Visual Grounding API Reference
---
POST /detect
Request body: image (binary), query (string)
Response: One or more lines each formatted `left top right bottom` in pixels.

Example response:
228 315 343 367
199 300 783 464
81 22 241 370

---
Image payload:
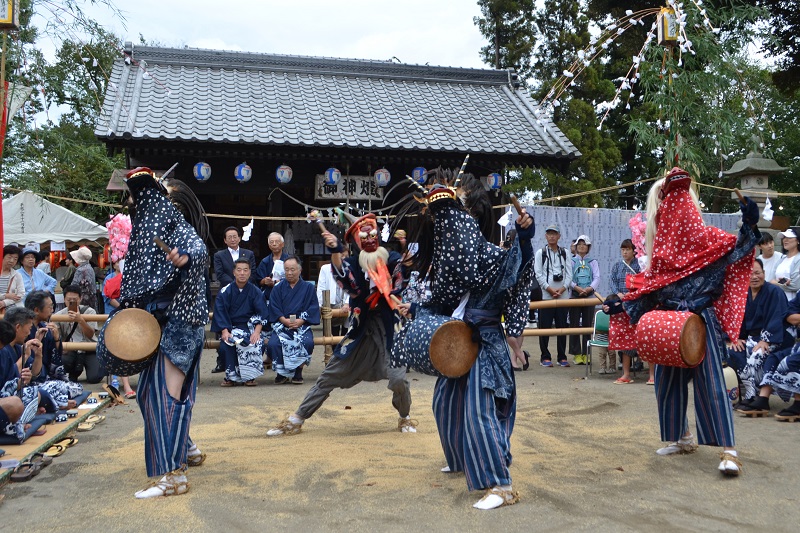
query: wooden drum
635 310 706 368
97 308 162 376
392 312 479 378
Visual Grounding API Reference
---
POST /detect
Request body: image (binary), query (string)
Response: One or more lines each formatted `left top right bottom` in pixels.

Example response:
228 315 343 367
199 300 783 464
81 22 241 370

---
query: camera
552 273 563 282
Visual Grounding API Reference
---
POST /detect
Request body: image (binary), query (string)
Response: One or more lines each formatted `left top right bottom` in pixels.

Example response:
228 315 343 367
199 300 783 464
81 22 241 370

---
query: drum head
104 308 161 363
429 321 479 378
679 313 706 367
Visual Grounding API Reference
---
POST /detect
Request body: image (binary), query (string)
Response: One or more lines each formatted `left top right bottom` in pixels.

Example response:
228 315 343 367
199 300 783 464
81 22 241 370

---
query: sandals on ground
134 470 190 499
473 486 520 510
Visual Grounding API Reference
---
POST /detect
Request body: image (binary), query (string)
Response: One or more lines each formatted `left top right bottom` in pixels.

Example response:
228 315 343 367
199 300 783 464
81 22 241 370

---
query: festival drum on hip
635 310 706 368
392 311 479 378
97 308 162 376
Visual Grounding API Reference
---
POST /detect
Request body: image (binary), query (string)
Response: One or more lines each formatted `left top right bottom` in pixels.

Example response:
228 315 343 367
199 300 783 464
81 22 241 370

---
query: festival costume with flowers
97 168 209 478
394 186 535 495
609 169 759 449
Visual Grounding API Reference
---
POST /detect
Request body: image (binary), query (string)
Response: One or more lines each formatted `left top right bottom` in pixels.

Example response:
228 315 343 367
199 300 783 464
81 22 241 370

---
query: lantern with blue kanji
374 168 391 187
412 166 427 184
193 162 211 182
488 172 502 189
235 162 252 184
324 167 342 186
276 164 293 184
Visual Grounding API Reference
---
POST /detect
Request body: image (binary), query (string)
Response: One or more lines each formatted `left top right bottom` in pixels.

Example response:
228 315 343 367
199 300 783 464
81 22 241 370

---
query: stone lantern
723 135 787 229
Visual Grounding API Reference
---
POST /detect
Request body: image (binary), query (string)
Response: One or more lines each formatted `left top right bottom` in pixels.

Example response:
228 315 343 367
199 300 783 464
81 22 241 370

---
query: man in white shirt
316 248 350 335
759 233 784 283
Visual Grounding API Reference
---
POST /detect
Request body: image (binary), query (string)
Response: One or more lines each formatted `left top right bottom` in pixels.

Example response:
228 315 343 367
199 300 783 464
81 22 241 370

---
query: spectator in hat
772 227 799 301
568 235 600 365
70 246 97 310
533 223 572 367
18 248 57 296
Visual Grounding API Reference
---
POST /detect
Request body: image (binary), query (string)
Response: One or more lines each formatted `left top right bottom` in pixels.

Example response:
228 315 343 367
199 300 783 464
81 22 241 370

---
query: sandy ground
2 339 800 533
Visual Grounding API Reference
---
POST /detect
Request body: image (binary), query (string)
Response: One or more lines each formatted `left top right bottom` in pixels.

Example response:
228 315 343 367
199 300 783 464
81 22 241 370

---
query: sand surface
2 342 799 532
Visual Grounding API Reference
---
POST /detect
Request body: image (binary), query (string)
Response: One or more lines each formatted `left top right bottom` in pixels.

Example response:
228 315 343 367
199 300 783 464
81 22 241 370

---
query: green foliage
627 1 770 210
523 0 621 208
1 0 124 223
474 0 536 79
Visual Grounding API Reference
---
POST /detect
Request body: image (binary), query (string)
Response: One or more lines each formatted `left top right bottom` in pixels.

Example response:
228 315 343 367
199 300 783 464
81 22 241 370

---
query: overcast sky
79 0 489 69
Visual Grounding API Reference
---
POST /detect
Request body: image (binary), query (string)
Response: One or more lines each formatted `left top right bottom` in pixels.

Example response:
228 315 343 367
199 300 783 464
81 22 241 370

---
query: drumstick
733 188 745 203
508 195 524 215
153 237 171 253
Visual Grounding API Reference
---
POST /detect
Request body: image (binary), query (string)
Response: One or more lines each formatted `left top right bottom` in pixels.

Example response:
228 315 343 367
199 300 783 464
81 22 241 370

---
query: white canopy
2 190 108 245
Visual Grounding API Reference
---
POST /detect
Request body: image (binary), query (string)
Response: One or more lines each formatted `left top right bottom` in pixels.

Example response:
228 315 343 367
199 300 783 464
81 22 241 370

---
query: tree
756 0 800 92
505 0 621 208
473 0 536 79
1 0 125 222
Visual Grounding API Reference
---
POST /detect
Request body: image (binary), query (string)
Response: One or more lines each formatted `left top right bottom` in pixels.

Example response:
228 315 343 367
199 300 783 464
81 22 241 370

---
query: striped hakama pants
654 308 735 447
433 354 516 491
138 342 202 478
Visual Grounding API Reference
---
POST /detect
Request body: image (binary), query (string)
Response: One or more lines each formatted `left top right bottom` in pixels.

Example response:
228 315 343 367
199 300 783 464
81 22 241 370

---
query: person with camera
55 284 100 383
533 224 572 367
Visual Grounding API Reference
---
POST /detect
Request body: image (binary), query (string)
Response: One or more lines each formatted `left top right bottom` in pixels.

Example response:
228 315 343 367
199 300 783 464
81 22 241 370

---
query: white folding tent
2 190 108 245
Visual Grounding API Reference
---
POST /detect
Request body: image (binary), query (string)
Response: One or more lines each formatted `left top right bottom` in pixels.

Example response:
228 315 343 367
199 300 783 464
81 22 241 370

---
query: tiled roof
95 45 580 164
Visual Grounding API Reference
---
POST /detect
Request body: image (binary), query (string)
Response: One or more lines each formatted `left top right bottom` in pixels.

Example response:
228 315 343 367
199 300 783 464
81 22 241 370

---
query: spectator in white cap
18 248 57 296
533 223 572 367
569 235 600 365
772 227 799 300
70 246 97 310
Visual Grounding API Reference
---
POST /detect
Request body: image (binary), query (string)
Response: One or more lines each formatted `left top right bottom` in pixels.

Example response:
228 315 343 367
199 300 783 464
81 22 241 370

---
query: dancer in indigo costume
398 180 535 510
98 167 210 498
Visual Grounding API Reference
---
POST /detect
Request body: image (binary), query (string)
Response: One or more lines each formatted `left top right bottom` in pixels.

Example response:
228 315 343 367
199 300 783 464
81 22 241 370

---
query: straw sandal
398 417 418 433
473 486 520 510
135 470 189 499
266 417 303 437
30 452 53 468
187 452 207 467
719 451 742 476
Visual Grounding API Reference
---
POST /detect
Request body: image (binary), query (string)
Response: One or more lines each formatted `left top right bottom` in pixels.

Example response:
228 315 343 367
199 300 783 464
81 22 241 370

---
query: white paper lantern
193 162 211 182
276 164 293 184
374 168 391 187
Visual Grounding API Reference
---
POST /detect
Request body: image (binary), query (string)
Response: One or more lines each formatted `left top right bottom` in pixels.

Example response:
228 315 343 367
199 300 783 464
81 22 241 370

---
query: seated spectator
727 259 792 402
70 246 97 310
0 320 24 436
18 248 56 296
316 248 350 336
267 256 320 384
759 233 784 283
211 259 269 387
1 308 48 441
24 290 84 408
0 245 26 314
735 293 800 418
55 285 101 383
